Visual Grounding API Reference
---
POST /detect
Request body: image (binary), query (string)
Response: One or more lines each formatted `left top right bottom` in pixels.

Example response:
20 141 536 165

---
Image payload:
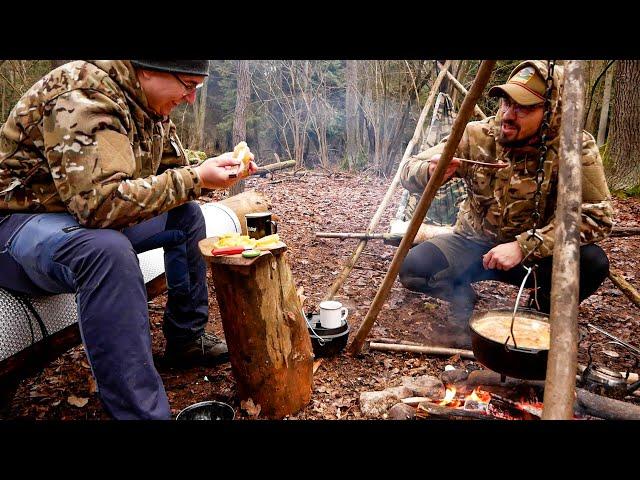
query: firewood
369 341 475 360
416 401 498 420
608 268 640 309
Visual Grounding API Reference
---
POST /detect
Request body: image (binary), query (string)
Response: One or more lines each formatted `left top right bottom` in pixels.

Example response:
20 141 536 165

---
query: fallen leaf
313 359 323 374
88 376 98 394
241 398 261 417
67 395 89 408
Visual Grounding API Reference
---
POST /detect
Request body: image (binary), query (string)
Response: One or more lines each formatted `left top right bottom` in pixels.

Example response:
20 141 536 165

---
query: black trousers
399 233 610 320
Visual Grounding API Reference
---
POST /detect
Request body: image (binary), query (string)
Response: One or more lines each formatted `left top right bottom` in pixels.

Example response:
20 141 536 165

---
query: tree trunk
201 243 313 419
597 64 614 147
605 60 640 191
584 60 605 135
229 60 251 196
542 60 584 420
345 60 360 169
193 75 209 150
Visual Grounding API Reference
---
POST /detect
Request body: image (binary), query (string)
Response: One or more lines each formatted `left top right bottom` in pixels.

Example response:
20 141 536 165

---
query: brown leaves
240 398 261 417
67 395 89 408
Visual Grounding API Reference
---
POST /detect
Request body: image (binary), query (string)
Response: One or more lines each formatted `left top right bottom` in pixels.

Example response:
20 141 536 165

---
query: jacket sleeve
43 89 202 229
158 119 190 173
400 127 471 193
516 131 614 258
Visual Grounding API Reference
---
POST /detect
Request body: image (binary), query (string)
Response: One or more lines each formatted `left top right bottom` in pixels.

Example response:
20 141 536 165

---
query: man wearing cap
0 60 256 419
399 61 613 348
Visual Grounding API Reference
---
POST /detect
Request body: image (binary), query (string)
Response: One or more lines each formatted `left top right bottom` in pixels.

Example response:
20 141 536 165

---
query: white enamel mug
319 300 348 329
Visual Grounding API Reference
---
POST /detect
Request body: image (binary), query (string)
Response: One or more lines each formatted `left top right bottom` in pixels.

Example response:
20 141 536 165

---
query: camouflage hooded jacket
401 60 614 259
0 60 202 229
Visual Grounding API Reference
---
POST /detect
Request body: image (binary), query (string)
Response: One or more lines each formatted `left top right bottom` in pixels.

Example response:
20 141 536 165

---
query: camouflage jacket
0 60 202 229
404 177 467 226
401 61 613 259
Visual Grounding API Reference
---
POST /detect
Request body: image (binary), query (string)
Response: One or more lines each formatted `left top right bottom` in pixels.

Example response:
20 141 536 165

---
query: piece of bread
233 141 252 176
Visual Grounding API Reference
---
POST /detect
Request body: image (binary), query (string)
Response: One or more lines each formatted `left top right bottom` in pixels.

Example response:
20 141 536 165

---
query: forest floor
4 170 640 420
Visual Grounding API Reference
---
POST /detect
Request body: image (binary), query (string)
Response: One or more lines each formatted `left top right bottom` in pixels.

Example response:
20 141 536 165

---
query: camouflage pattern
401 92 466 227
401 60 613 259
404 177 467 226
0 60 202 229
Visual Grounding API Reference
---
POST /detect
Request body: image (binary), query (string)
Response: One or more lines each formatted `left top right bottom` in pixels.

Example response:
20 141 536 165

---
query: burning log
416 401 499 420
465 369 640 420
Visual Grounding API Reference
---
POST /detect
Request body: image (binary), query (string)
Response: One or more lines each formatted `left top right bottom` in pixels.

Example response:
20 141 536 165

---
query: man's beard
497 122 539 148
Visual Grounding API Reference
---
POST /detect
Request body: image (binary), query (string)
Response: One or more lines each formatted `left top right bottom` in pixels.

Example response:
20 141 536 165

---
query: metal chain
510 61 556 342
525 60 556 259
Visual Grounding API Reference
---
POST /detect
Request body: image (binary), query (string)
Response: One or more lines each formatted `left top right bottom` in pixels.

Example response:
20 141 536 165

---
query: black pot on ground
175 400 235 420
306 312 350 358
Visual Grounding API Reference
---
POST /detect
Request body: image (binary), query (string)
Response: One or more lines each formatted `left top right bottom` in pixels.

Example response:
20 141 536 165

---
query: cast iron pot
306 312 350 358
470 308 550 380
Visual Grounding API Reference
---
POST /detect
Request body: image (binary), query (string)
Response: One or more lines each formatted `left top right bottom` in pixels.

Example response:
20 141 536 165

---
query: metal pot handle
505 264 536 351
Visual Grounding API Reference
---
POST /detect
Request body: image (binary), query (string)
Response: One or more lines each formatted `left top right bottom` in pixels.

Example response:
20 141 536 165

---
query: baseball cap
488 65 546 106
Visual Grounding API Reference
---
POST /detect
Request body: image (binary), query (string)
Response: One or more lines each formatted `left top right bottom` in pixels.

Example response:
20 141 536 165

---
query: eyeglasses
499 97 542 118
172 73 204 95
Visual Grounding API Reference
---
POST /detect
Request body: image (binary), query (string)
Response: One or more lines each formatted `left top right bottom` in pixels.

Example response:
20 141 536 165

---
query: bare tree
357 60 428 176
252 60 310 166
230 60 251 196
605 60 640 191
193 75 209 150
345 60 360 169
597 64 614 147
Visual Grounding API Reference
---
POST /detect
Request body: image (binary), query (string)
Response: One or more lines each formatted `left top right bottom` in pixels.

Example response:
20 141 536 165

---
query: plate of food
198 233 287 263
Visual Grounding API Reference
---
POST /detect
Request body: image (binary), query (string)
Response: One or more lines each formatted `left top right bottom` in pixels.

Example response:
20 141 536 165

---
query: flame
468 388 491 404
438 386 492 410
439 386 458 406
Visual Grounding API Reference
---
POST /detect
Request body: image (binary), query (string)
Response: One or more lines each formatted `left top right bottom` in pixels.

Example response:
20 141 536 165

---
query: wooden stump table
199 238 313 419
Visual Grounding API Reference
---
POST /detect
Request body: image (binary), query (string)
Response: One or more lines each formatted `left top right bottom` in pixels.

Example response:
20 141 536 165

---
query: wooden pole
369 341 475 359
608 269 640 309
349 60 497 355
542 60 585 420
254 160 296 176
437 61 487 119
322 61 454 301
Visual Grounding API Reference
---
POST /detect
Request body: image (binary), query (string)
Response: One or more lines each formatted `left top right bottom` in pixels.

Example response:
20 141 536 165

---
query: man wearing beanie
0 60 256 419
399 61 613 349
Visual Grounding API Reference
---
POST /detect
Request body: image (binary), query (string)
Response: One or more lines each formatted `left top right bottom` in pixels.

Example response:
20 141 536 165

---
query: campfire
428 383 545 420
405 367 637 420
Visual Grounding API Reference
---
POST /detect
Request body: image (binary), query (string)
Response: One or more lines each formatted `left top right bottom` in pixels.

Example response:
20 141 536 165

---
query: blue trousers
0 202 208 419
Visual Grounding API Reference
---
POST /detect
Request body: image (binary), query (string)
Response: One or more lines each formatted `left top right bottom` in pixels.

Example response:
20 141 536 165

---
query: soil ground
3 171 640 420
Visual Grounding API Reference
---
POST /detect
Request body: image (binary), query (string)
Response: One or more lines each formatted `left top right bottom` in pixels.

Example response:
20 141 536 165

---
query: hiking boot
163 332 229 367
